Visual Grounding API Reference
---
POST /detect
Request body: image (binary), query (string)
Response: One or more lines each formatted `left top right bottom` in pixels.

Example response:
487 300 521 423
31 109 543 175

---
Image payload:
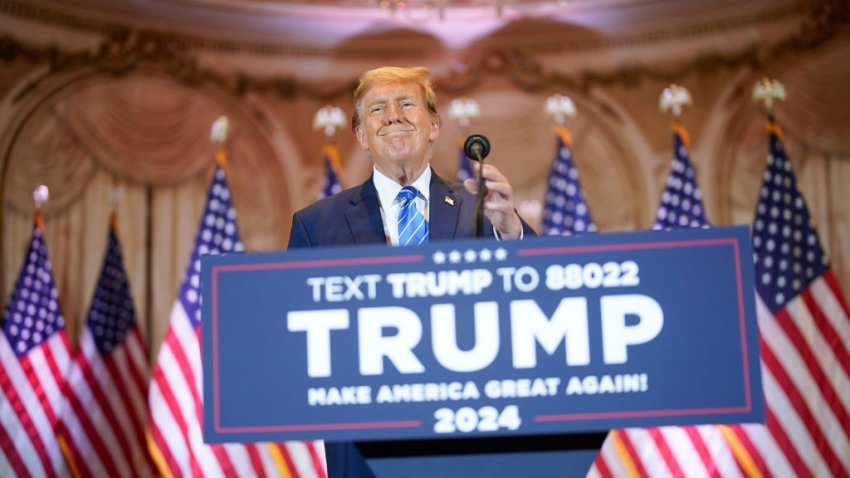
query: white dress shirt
373 166 431 246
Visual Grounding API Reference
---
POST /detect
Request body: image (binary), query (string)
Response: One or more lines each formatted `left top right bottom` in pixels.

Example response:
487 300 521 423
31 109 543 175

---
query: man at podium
287 66 536 476
288 66 535 249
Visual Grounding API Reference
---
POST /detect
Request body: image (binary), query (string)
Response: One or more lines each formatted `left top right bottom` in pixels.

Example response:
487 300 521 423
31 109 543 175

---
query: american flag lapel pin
444 195 454 206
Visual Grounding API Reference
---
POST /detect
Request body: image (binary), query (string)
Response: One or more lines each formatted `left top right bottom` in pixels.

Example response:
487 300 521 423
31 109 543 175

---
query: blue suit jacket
288 169 535 249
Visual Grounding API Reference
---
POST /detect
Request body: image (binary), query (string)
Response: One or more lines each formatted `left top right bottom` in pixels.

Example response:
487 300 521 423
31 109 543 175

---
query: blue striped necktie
397 186 428 246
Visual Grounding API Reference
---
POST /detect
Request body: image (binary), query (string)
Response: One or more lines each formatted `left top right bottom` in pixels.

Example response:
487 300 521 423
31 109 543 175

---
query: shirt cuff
493 226 524 241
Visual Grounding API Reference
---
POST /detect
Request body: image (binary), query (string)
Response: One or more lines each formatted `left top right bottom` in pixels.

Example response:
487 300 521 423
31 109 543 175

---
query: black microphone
463 134 491 237
463 134 490 161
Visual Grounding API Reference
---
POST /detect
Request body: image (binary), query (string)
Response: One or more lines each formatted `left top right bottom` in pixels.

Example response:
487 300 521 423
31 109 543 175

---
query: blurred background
1 0 848 358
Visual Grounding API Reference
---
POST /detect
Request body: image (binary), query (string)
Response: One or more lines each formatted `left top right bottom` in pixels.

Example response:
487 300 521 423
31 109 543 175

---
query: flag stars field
752 134 828 310
542 127 596 235
4 229 63 354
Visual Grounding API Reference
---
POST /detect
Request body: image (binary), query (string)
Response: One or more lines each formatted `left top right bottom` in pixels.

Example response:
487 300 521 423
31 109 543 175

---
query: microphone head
463 134 491 161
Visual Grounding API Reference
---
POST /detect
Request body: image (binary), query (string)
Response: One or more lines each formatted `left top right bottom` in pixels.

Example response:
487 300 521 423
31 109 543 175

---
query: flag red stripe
76 353 135 469
20 356 58 425
125 331 150 405
102 350 147 450
647 428 684 477
159 330 239 477
106 340 147 428
306 441 327 478
617 431 649 477
801 287 850 387
788 295 850 440
823 271 850 317
183 327 240 476
63 371 123 477
771 308 850 475
0 415 33 478
165 329 203 416
210 443 238 477
42 335 70 420
683 427 716 476
245 445 268 478
152 360 205 477
0 363 55 477
762 340 842 477
765 405 811 478
593 452 614 478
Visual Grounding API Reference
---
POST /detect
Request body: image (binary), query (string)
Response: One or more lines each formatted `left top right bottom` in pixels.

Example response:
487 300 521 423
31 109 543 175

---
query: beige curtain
2 73 293 359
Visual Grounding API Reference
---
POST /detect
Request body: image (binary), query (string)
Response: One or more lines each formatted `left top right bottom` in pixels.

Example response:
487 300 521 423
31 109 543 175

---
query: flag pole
659 83 693 146
210 115 230 170
33 184 49 231
753 78 787 142
449 97 480 183
313 106 345 198
109 187 123 230
546 93 576 150
752 78 786 123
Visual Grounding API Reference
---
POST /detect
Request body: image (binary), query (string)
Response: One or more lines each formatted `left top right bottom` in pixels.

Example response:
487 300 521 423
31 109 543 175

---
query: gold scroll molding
1 0 848 100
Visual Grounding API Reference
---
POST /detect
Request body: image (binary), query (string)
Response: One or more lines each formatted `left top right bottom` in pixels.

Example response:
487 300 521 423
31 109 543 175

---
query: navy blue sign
202 226 763 444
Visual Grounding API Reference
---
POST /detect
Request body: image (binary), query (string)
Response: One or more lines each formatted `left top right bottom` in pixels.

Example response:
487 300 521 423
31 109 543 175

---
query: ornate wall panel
2 0 849 355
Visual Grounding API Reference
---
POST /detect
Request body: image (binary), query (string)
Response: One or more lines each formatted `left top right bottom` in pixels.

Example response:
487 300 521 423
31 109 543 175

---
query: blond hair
352 66 439 131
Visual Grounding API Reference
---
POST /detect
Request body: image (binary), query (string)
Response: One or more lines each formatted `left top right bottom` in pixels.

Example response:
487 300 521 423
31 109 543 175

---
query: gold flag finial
659 84 692 119
449 97 481 131
32 184 49 230
210 116 229 168
752 78 786 117
313 106 346 139
33 184 49 210
109 187 124 207
546 94 576 126
210 116 229 145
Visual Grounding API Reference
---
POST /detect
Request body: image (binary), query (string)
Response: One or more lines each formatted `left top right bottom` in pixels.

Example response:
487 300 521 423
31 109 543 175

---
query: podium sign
202 226 763 444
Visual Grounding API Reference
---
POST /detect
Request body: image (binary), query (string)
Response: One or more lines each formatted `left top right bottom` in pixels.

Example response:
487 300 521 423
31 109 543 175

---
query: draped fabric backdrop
1 1 849 362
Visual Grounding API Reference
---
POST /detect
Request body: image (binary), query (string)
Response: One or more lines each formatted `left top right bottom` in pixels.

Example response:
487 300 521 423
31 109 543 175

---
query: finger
479 163 508 183
482 180 512 197
483 195 515 213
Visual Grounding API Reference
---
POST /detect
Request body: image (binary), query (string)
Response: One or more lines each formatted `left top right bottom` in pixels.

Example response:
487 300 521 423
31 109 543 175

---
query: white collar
373 166 431 207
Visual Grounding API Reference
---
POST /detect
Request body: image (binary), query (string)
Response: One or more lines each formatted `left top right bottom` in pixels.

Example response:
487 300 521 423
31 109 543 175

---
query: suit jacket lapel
345 177 387 245
429 172 462 241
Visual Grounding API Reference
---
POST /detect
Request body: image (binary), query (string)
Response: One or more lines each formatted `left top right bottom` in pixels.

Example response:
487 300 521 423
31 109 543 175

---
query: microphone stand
473 148 485 238
463 134 491 239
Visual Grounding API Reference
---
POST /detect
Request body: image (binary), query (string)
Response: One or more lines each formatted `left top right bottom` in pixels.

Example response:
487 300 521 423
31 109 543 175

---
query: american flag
541 126 596 235
148 164 327 477
588 125 744 477
729 122 850 476
0 214 72 476
57 217 154 477
319 144 343 199
457 139 474 183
